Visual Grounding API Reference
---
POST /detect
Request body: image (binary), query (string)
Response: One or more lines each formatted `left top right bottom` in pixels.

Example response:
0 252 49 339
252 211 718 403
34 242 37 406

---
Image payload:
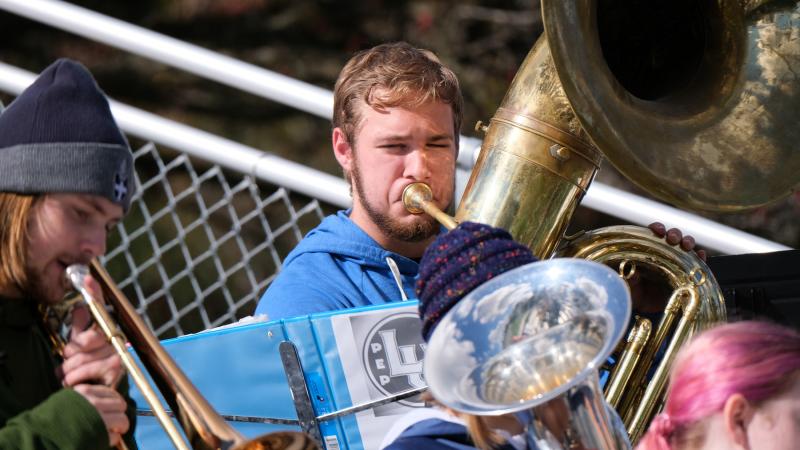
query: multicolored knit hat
416 221 537 340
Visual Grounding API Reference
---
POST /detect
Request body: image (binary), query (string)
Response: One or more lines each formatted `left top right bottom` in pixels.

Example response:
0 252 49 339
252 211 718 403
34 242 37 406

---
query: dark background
2 0 798 250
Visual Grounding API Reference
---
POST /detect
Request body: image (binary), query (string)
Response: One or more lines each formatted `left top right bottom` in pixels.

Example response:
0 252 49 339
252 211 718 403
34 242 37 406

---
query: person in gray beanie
0 58 137 449
0 59 135 211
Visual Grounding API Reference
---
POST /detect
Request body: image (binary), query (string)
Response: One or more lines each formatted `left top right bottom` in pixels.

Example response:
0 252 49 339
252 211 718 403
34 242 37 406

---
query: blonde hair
0 192 36 294
333 41 463 153
421 391 507 450
464 414 508 450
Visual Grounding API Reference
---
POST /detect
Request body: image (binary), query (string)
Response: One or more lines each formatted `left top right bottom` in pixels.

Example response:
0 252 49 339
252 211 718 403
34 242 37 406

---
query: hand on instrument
61 276 124 388
73 383 130 447
647 222 706 261
627 223 706 313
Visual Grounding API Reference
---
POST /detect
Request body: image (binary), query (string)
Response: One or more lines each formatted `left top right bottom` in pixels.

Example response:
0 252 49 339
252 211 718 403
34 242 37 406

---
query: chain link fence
101 142 328 339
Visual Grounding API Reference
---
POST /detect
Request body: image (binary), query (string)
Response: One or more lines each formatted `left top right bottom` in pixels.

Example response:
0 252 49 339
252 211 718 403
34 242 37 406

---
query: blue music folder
130 301 426 450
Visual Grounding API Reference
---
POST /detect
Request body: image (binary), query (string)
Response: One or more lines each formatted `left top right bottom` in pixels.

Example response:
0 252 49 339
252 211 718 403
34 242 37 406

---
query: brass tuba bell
405 0 800 444
452 0 800 441
542 0 800 213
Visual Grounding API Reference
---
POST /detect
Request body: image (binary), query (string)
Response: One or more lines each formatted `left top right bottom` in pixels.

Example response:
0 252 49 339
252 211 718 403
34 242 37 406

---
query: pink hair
636 321 800 450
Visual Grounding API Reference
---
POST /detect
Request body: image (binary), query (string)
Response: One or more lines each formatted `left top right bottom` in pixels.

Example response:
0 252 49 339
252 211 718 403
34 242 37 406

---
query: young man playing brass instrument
0 59 137 449
255 41 703 320
256 42 462 319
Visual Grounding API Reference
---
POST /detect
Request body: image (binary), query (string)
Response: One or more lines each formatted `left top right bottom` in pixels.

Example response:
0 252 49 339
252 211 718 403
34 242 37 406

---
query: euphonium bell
424 258 632 450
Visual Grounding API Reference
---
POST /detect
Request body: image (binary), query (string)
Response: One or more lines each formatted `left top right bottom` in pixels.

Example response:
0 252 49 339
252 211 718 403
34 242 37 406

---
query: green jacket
0 296 137 449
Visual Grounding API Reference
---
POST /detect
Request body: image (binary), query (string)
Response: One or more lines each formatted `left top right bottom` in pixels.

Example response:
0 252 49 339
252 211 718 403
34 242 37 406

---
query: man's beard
351 162 441 243
23 262 71 305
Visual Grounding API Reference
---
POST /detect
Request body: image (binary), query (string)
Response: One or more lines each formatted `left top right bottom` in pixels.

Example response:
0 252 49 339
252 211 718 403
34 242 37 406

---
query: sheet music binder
130 301 426 450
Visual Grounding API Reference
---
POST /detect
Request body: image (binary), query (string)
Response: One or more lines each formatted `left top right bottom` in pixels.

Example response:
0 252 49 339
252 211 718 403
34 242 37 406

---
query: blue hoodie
383 418 517 450
255 210 420 319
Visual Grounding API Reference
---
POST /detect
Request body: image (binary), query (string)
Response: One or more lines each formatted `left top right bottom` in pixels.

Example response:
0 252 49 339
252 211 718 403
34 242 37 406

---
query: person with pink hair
636 321 800 450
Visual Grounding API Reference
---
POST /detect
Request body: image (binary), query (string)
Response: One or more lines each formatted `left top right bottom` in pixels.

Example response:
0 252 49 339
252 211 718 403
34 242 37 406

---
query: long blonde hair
0 192 36 295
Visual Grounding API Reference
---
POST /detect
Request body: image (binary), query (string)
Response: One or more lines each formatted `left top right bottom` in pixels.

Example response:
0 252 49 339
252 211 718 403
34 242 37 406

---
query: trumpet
66 260 318 450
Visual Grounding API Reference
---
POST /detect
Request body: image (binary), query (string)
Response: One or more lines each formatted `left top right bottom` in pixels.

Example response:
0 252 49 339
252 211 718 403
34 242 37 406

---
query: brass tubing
454 40 600 259
88 260 240 449
67 265 189 450
604 317 651 409
402 182 458 230
627 289 701 442
88 299 187 449
558 227 725 446
618 288 684 426
68 260 318 450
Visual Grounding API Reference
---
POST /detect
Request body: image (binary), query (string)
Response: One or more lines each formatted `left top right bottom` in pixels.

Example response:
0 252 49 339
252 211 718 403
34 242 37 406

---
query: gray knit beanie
0 58 135 212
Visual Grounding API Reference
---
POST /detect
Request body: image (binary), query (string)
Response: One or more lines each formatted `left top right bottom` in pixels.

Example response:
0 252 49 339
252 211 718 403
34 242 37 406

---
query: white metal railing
0 0 792 255
581 183 787 254
0 61 350 208
0 0 332 118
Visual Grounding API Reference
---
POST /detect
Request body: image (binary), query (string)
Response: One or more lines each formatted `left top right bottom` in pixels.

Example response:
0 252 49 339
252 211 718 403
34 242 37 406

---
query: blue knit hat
0 58 135 212
416 222 537 340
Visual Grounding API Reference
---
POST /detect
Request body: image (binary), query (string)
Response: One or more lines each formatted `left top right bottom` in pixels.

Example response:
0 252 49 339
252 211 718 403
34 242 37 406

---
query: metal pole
0 0 333 118
0 61 351 208
582 183 789 254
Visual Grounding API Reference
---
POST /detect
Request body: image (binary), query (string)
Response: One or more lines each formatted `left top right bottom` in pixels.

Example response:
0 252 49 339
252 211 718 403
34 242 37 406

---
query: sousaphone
422 0 800 444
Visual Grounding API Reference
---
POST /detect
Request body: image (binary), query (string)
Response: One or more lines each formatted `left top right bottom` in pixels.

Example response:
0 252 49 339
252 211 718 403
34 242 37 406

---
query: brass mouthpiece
402 182 458 230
